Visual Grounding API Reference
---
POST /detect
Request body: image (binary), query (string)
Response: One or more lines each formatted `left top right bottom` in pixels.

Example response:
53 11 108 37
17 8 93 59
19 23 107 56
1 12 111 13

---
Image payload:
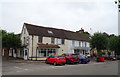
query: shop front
32 44 60 60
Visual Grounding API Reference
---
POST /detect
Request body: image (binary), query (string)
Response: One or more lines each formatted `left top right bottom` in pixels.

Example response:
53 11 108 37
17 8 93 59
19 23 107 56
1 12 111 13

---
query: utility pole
115 0 120 36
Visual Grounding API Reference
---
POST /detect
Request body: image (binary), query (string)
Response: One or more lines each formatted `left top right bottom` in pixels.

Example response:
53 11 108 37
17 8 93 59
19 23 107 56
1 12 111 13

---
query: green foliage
2 30 21 49
90 33 108 51
90 32 120 55
108 36 120 55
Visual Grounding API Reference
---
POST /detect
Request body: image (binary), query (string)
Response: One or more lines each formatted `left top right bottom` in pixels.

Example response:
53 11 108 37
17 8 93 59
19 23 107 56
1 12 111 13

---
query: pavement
2 57 119 75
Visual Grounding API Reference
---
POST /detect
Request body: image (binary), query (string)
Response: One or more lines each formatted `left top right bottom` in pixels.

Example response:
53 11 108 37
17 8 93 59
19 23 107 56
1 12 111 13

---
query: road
2 60 118 75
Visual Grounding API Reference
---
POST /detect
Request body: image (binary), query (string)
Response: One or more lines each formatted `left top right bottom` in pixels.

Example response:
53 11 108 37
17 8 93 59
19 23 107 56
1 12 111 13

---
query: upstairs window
72 40 75 46
38 36 42 43
118 5 120 8
56 38 65 45
61 39 65 44
24 37 25 45
51 37 55 44
79 41 81 47
24 28 26 34
85 42 87 47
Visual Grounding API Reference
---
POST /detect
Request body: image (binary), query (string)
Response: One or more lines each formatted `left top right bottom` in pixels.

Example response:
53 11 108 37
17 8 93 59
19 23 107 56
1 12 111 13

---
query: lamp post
114 0 120 36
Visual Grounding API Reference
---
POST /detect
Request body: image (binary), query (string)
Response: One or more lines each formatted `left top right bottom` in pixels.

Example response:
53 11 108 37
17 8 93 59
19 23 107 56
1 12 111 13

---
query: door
24 49 28 60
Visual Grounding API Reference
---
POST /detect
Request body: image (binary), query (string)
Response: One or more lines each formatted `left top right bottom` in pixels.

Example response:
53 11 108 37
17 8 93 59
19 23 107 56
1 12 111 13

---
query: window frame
38 36 43 43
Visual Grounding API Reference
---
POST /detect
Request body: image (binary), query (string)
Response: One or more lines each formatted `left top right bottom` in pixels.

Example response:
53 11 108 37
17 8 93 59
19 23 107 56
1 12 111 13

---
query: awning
37 43 60 48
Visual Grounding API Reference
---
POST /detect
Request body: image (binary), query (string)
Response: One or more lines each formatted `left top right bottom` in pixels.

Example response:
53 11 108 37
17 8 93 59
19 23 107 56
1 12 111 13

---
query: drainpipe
36 47 38 61
31 35 33 60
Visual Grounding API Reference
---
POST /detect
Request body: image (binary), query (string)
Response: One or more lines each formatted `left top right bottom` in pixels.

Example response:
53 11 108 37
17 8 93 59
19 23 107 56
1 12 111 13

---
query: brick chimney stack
79 28 84 33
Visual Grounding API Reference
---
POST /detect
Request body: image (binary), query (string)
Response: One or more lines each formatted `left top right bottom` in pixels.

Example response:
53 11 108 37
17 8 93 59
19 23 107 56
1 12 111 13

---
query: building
20 23 90 60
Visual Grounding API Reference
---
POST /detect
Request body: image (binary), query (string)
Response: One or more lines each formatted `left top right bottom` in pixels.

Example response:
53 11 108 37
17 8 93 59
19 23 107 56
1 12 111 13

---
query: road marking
14 66 22 69
94 62 104 64
16 71 21 72
24 69 29 71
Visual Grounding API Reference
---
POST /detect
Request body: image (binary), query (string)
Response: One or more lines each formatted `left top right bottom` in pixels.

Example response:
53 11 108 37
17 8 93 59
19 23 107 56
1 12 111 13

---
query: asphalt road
2 60 118 75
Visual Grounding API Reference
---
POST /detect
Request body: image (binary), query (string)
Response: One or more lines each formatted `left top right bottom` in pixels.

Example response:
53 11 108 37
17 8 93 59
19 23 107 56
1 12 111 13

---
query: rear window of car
58 56 64 58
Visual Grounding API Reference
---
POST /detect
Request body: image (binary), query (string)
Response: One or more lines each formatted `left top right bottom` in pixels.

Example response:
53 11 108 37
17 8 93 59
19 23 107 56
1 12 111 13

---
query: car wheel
53 62 57 66
66 59 70 64
45 60 48 64
78 61 81 64
61 63 65 66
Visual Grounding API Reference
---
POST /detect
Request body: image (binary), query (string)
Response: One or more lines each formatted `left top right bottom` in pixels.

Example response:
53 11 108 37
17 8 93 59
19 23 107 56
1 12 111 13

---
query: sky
1 0 118 35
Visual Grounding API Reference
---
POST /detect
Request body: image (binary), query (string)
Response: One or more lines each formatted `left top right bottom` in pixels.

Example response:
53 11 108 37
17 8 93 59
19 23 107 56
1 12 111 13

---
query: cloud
1 0 118 35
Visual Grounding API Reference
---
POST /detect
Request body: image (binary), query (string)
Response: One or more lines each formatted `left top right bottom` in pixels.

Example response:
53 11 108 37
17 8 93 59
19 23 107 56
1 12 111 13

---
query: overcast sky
1 0 118 35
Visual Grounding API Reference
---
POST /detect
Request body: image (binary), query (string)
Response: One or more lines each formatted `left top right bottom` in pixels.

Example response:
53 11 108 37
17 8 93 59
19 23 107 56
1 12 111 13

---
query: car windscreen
71 54 78 57
58 56 64 58
78 55 85 58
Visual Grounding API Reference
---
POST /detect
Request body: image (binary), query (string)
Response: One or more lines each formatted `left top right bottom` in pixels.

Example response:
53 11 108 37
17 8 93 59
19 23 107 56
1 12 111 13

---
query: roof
37 44 60 48
24 23 90 41
16 34 21 38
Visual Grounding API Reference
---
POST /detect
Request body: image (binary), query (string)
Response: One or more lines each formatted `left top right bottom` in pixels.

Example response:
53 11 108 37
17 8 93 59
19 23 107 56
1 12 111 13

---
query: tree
108 36 120 55
90 33 108 56
2 30 21 58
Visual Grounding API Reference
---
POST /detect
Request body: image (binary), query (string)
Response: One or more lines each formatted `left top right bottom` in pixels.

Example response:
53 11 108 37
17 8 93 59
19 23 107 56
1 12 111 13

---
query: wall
42 37 51 44
58 39 68 55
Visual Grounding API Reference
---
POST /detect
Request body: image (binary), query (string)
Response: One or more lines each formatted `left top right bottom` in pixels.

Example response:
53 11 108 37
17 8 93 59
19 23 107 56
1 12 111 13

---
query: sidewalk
2 57 45 63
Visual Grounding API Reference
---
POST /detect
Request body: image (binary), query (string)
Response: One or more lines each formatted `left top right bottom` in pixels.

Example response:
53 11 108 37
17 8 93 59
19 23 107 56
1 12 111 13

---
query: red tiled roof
37 44 60 48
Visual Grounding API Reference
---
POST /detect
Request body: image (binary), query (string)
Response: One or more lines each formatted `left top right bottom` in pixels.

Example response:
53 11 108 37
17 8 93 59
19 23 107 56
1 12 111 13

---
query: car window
48 56 56 58
71 54 78 57
58 56 64 58
78 55 85 58
62 54 69 56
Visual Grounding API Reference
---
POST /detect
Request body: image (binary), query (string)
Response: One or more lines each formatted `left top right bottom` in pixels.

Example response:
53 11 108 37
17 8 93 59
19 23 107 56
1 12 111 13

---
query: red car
62 53 79 64
45 55 66 66
103 55 116 61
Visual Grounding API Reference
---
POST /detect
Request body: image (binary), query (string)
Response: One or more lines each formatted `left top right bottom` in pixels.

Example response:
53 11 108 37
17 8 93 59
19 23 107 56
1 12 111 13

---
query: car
77 55 90 64
45 55 66 66
103 55 116 61
116 55 120 60
62 53 79 64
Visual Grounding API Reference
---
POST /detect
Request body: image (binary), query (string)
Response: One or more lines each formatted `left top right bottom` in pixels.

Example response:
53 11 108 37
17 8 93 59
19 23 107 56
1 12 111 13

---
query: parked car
116 55 120 60
103 55 116 61
62 53 79 64
45 55 66 66
77 55 90 64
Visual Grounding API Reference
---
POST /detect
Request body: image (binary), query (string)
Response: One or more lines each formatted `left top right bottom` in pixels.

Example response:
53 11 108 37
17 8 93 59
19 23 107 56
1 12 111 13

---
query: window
38 49 56 57
24 28 26 34
72 40 75 46
24 37 25 45
79 41 81 47
118 5 120 8
61 39 65 44
51 37 55 44
38 36 42 43
48 30 53 34
85 42 86 47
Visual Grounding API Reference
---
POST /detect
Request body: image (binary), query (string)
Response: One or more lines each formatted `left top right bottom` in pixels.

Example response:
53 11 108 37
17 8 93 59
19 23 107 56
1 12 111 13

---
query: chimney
79 28 84 33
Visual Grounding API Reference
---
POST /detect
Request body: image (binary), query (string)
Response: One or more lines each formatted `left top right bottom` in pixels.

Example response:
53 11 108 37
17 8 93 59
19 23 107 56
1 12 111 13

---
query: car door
47 56 52 63
50 56 56 63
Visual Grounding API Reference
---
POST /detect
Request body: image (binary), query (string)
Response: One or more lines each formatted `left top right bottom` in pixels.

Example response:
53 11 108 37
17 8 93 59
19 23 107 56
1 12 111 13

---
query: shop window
38 49 56 57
